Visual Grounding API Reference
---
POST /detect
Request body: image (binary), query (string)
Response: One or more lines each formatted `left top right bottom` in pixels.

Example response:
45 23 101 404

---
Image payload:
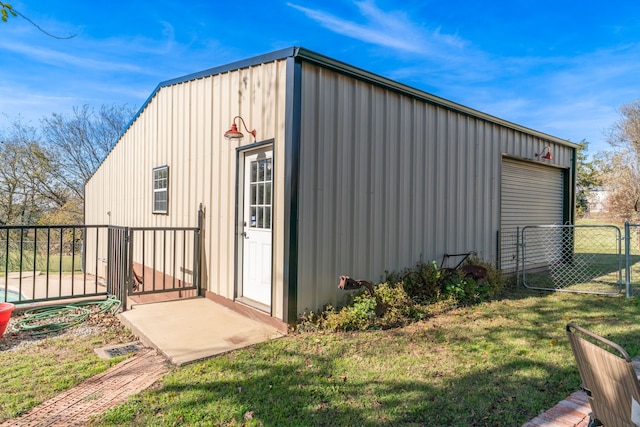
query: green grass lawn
0 253 83 274
83 288 640 427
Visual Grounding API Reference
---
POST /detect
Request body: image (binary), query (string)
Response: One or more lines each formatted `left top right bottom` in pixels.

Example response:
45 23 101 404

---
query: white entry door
241 149 273 307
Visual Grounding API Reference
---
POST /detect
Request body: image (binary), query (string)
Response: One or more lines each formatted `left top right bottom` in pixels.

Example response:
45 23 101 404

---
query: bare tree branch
0 2 76 39
0 104 134 224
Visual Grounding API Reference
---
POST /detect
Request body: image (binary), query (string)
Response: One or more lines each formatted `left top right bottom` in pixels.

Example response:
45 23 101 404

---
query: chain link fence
521 225 623 295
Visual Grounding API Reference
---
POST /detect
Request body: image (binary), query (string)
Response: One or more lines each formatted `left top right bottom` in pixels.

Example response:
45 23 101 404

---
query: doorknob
240 231 249 239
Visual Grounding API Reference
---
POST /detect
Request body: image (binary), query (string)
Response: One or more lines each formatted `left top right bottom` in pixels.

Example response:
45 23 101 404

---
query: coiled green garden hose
13 295 121 335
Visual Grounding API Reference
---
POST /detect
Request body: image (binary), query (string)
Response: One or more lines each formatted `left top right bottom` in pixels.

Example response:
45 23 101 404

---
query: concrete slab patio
118 297 284 365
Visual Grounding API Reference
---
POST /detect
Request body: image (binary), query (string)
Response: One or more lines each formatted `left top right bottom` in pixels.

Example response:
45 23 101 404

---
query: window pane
257 207 264 228
154 190 167 213
257 183 264 205
259 160 266 182
250 207 257 227
251 161 257 183
264 207 271 229
265 159 272 181
265 183 271 206
250 184 257 205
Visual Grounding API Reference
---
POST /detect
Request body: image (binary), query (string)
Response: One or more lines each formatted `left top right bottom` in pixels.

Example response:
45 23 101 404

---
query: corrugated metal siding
85 59 288 319
295 62 574 313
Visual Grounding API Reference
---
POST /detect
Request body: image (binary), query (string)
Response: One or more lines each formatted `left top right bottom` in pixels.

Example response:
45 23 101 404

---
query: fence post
194 204 203 296
625 221 631 298
107 227 113 296
495 229 500 271
125 228 133 309
516 226 521 287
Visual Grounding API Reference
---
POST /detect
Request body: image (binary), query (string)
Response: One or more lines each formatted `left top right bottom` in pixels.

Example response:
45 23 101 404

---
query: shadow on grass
104 349 575 426
96 287 640 426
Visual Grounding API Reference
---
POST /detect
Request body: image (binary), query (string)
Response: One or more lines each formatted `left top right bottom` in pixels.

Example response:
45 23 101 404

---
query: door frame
235 140 275 313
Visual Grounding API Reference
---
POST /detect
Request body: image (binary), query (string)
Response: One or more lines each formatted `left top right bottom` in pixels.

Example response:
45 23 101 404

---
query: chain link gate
521 225 623 295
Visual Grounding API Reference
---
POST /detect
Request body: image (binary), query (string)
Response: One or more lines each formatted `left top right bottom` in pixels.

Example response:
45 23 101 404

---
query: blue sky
1 1 639 155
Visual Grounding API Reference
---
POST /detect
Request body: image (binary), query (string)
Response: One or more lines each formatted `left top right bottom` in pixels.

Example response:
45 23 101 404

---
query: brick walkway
524 358 640 426
522 390 591 427
1 349 169 427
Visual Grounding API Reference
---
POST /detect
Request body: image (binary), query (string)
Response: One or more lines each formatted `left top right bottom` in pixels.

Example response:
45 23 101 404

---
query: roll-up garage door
501 158 564 229
500 158 565 270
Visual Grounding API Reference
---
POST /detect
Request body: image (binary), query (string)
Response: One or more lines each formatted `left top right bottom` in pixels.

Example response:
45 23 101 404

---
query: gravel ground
0 306 135 352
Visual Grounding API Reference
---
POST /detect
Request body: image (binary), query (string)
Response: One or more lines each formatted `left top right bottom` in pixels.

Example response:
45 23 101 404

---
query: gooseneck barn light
535 146 554 161
224 116 256 142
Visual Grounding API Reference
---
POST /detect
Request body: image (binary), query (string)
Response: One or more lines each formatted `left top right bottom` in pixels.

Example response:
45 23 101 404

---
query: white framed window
153 165 169 214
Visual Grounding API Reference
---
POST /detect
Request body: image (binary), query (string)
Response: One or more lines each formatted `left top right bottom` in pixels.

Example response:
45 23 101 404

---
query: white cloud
0 41 144 72
287 0 466 56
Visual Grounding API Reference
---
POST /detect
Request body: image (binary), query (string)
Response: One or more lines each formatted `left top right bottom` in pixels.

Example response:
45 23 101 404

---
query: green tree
0 125 53 225
575 140 603 217
0 104 135 225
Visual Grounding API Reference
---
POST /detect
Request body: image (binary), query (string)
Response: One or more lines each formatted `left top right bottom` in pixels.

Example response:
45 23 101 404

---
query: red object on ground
0 302 15 339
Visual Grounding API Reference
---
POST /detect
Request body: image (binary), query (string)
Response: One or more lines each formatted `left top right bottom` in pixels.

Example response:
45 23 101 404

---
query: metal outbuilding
85 47 578 328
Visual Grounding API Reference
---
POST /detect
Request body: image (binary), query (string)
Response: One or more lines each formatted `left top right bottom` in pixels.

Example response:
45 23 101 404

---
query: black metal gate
106 207 203 310
2 207 202 309
125 227 201 294
107 226 129 305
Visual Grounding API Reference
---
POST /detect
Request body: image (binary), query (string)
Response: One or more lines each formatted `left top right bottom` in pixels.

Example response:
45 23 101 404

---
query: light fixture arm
232 115 256 141
534 145 553 161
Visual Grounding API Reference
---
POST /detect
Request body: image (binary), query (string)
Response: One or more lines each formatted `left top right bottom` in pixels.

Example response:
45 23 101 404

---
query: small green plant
384 260 443 304
464 255 506 296
440 272 480 305
298 257 504 332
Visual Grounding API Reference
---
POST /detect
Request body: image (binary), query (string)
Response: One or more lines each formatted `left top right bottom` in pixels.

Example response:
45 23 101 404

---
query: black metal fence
0 225 109 304
1 209 202 309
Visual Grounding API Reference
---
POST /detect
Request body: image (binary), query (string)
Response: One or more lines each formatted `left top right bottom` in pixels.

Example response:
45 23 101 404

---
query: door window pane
247 157 272 229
